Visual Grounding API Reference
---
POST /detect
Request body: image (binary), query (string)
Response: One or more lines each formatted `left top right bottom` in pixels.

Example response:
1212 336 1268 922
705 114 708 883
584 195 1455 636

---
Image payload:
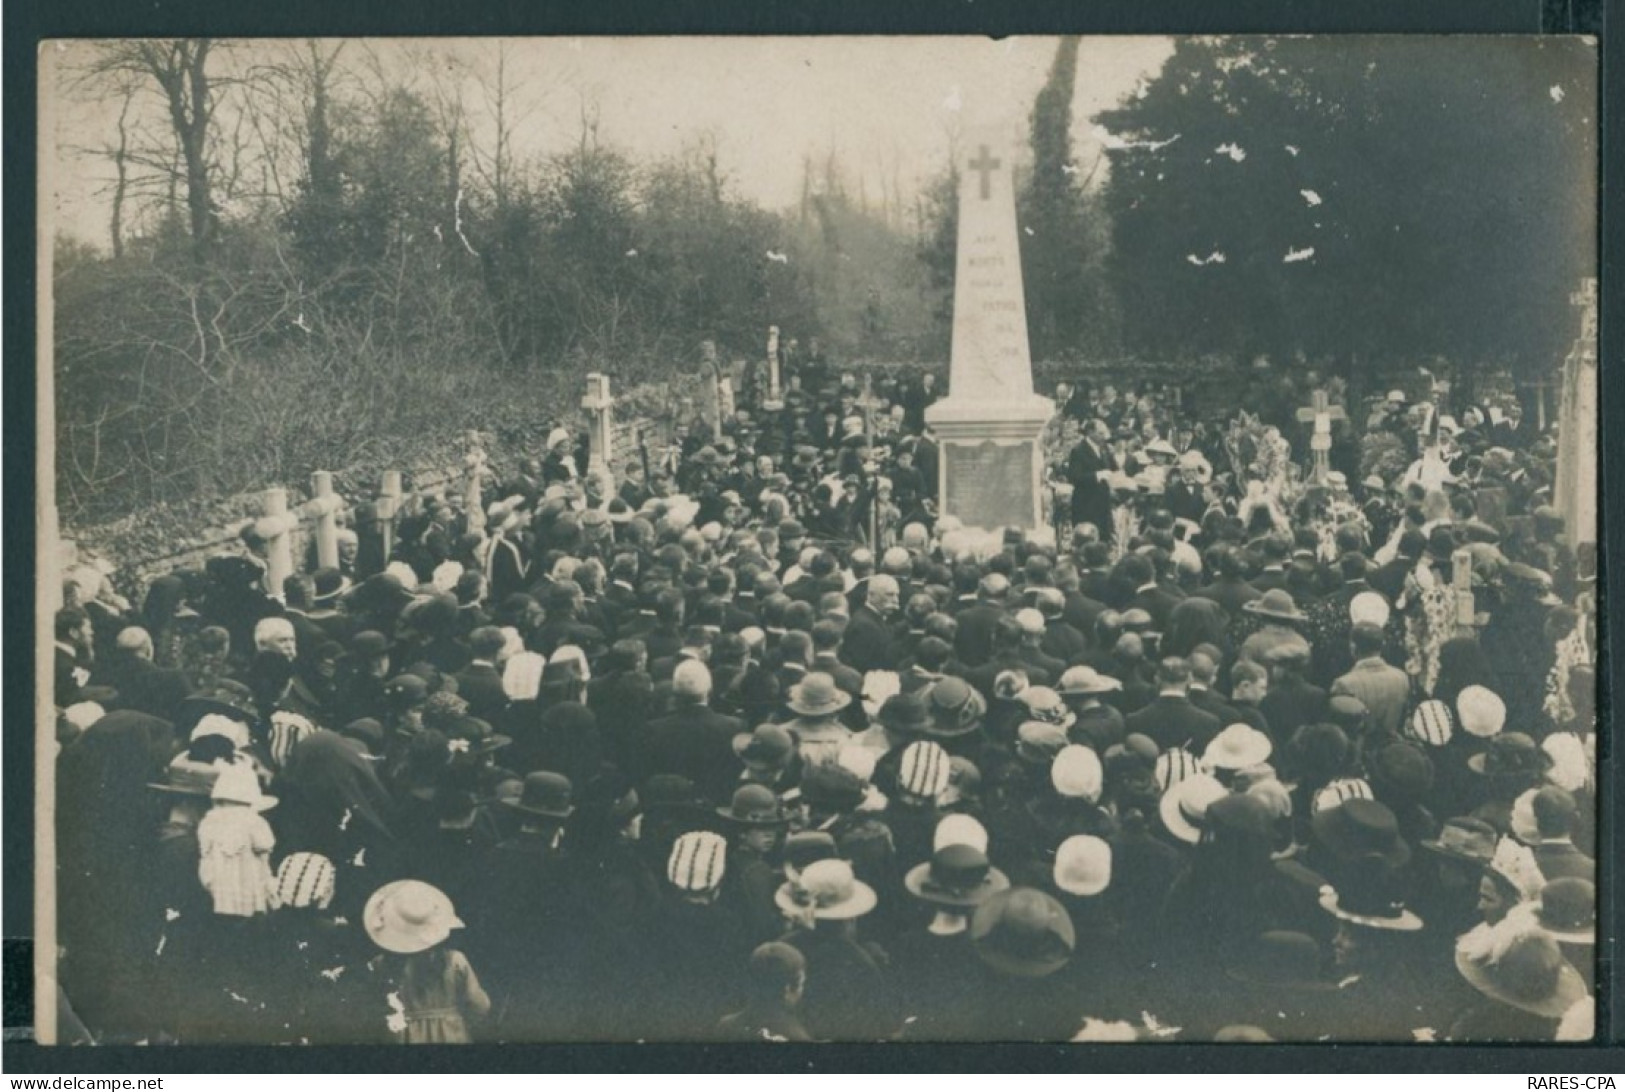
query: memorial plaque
943 440 1035 531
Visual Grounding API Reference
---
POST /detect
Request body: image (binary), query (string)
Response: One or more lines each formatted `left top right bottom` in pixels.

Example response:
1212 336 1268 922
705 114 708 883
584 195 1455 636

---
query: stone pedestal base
926 394 1054 534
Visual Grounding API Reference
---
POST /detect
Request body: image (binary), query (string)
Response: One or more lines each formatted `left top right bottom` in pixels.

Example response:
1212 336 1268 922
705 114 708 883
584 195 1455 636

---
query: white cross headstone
305 470 344 570
765 325 783 407
255 487 300 600
582 372 615 483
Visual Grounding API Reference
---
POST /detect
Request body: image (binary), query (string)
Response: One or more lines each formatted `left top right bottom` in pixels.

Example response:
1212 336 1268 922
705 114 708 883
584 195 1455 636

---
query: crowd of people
50 358 1597 1045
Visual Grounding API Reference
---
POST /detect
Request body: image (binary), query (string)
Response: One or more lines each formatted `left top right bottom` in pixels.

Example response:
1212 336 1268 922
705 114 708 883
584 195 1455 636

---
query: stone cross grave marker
1295 389 1346 482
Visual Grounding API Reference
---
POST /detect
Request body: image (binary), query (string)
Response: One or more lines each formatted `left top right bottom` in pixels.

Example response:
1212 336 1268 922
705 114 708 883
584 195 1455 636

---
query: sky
43 36 1174 248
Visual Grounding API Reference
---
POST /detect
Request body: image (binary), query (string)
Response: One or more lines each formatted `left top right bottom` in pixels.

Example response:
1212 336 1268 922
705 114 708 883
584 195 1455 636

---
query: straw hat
1058 665 1123 698
970 887 1075 978
787 672 852 718
1051 745 1104 802
774 859 877 921
1203 724 1273 771
1244 589 1305 623
1533 878 1595 945
891 740 948 800
1052 835 1112 897
1456 686 1507 740
904 844 1010 909
209 761 276 811
274 852 337 911
1455 931 1587 1018
1159 773 1227 844
934 813 989 854
364 880 465 954
668 830 728 893
1154 747 1206 793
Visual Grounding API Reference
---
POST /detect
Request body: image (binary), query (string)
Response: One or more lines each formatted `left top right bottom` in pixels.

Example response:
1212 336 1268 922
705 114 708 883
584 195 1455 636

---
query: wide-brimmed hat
905 844 1010 908
507 770 575 819
787 672 852 717
1311 798 1410 868
445 716 512 758
1455 932 1588 1018
1059 665 1123 698
210 761 277 811
1534 878 1595 945
1016 721 1070 767
364 879 464 954
732 723 795 765
1243 589 1305 623
971 887 1076 978
798 763 867 813
1225 931 1339 992
147 753 225 797
717 783 787 827
1159 773 1228 845
775 858 877 921
311 567 352 604
876 692 932 736
177 680 259 729
1468 732 1551 778
1420 816 1499 866
1318 859 1423 932
1368 742 1435 803
1019 686 1076 729
1204 724 1273 771
926 677 987 738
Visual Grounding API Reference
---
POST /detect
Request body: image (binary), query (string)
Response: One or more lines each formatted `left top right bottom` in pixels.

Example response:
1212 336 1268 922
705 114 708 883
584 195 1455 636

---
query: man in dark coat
1197 547 1263 617
842 575 901 674
94 626 190 722
1066 419 1118 544
1123 656 1222 754
642 661 745 803
454 626 511 721
1123 554 1181 635
953 573 1010 669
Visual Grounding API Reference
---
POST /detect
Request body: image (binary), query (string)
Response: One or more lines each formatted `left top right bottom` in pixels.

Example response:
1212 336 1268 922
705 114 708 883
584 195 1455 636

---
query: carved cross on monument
855 374 885 544
968 144 1001 200
765 326 783 408
1451 548 1484 635
464 430 489 535
1527 378 1554 431
1295 388 1346 482
582 372 615 483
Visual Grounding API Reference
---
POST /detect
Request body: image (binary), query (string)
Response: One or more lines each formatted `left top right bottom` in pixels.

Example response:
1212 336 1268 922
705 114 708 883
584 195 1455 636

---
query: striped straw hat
667 831 728 894
1311 777 1375 816
274 852 337 910
898 740 952 800
1406 699 1455 747
1155 746 1205 793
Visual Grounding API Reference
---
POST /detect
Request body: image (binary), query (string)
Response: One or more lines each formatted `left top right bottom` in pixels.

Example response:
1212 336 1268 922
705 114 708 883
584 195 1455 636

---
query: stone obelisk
925 125 1054 534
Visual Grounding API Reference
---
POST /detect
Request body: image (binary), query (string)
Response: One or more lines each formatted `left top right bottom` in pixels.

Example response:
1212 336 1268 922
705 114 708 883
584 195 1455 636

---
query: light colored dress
197 804 276 917
392 949 492 1045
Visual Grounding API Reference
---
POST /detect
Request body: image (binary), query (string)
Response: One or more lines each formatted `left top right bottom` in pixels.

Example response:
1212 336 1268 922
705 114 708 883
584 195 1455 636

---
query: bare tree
81 39 224 263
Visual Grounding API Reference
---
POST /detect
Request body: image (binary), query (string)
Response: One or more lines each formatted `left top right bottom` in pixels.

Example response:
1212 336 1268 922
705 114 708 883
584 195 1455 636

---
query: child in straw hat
196 760 278 918
364 879 491 1044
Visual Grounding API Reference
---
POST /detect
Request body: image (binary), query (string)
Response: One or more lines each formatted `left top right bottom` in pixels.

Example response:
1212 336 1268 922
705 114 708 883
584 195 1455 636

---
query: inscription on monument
944 441 1034 531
